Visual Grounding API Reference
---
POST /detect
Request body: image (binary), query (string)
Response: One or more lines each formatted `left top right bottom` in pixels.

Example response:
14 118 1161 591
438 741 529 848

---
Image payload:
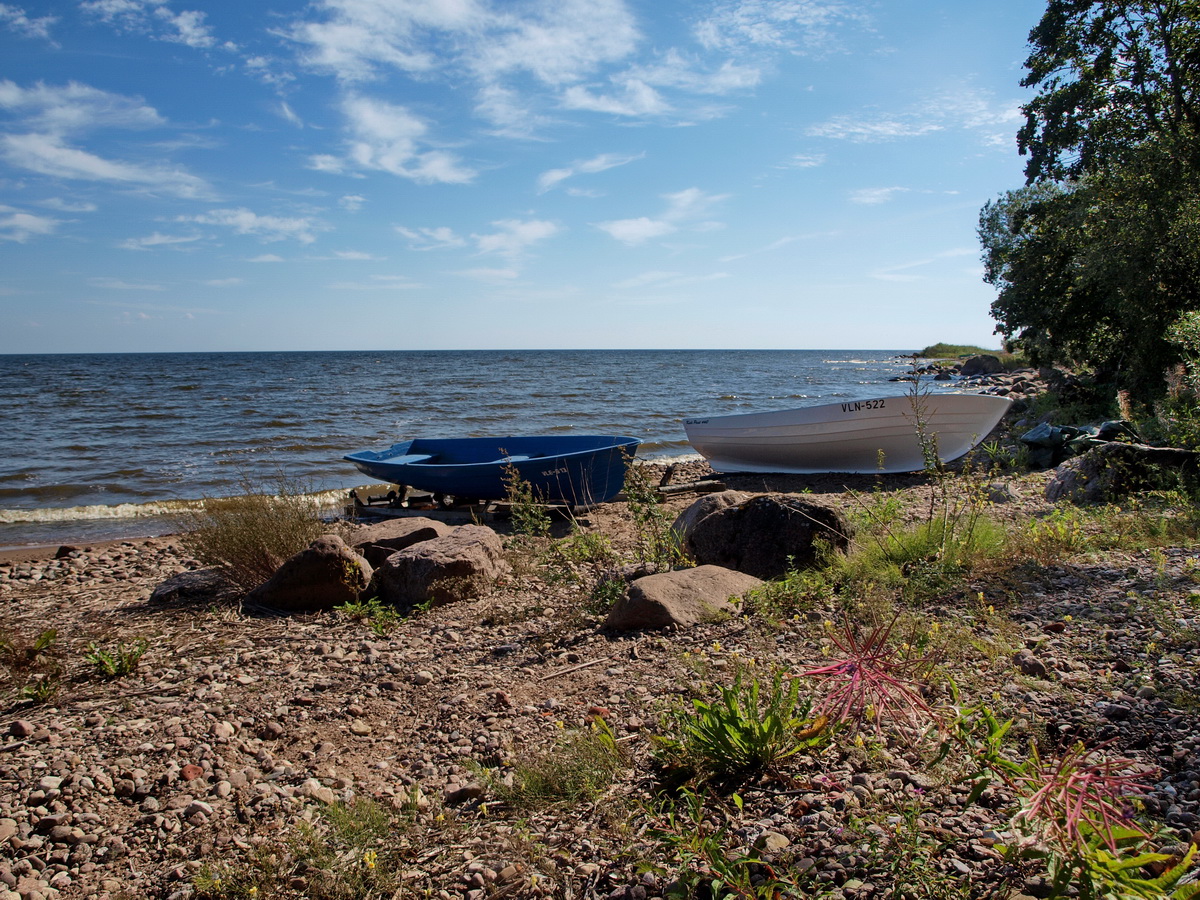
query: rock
1014 649 1049 678
245 535 373 612
1045 442 1200 504
676 493 851 579
960 354 1004 377
370 524 509 607
148 568 236 605
443 783 485 805
605 565 762 631
669 491 752 544
353 517 456 568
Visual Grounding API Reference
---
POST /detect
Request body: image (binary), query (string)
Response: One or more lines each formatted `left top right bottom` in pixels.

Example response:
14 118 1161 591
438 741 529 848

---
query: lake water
0 349 943 548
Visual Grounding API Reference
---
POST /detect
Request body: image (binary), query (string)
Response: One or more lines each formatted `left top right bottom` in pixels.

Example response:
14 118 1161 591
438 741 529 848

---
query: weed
491 718 624 809
194 796 407 899
654 666 828 786
19 674 61 703
84 638 149 678
647 789 796 900
1 627 58 671
179 472 329 592
336 596 401 635
503 462 552 538
624 459 691 572
802 616 940 738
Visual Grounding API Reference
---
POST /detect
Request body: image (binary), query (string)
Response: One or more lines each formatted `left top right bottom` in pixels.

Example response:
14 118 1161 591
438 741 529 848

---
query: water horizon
0 348 959 550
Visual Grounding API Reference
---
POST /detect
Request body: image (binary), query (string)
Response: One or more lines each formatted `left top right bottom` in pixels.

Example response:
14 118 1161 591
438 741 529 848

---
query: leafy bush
85 637 149 678
179 474 328 592
654 667 827 785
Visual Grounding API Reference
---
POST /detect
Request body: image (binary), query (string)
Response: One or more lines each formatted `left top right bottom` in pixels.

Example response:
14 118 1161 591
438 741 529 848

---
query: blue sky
0 0 1045 353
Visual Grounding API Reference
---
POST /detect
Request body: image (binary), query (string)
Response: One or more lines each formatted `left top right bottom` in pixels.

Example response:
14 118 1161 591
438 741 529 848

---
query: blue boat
344 435 641 505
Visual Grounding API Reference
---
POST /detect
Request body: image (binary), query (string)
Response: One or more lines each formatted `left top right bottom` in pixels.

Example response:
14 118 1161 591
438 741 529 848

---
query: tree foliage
982 0 1200 399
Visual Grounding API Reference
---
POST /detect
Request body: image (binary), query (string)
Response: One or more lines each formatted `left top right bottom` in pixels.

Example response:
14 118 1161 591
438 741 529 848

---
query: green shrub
85 638 149 678
654 667 827 786
179 474 328 592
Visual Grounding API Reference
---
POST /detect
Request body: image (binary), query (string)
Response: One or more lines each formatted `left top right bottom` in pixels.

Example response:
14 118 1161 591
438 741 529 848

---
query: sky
0 0 1048 353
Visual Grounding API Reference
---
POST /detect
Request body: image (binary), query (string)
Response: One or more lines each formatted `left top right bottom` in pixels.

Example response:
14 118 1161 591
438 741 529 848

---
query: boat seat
390 453 436 465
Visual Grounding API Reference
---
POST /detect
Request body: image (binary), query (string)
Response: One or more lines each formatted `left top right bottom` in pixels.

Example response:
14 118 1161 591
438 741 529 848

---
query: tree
1019 0 1200 182
982 0 1200 399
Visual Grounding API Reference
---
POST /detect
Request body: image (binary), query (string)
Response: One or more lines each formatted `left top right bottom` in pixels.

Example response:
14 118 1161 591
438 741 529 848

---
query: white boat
683 393 1013 474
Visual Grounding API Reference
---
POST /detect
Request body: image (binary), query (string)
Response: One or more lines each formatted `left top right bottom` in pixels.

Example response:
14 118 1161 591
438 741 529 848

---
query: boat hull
683 393 1012 474
344 435 640 504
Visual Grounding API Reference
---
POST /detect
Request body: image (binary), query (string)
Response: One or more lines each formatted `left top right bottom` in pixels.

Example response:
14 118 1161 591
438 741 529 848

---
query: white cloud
394 225 467 251
472 218 559 257
40 196 97 212
288 0 638 88
181 207 322 243
0 81 212 197
329 275 421 290
247 254 284 262
89 276 165 290
0 80 165 132
81 0 224 50
595 216 676 244
459 267 519 283
536 151 642 193
809 87 1024 145
1 132 211 198
849 186 908 204
0 4 57 41
560 79 669 117
311 94 476 184
0 204 58 242
279 101 304 128
119 231 202 250
204 277 243 287
779 153 825 168
597 187 728 245
808 115 943 142
693 0 868 54
339 193 366 211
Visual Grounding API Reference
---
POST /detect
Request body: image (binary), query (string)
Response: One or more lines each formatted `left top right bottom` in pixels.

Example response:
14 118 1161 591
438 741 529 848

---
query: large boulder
605 565 763 631
371 524 509 607
1045 442 1200 504
670 491 752 543
245 535 372 612
960 354 1005 377
676 493 851 580
353 517 456 568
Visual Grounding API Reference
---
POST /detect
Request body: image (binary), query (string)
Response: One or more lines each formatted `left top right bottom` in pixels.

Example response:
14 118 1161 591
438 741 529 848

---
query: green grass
918 342 1002 359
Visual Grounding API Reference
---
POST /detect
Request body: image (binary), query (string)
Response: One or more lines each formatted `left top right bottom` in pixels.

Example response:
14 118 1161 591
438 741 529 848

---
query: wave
0 487 363 526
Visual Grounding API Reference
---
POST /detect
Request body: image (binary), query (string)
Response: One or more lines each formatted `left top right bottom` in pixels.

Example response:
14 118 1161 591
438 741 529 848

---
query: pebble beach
3 439 1200 899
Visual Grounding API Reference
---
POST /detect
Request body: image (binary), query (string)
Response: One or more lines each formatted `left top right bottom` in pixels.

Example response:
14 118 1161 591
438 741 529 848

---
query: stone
1014 649 1048 678
245 535 373 612
443 783 485 805
960 354 1005 377
148 568 235 605
676 493 852 580
669 491 752 544
353 517 456 568
605 565 762 631
370 524 509 607
1046 442 1200 504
